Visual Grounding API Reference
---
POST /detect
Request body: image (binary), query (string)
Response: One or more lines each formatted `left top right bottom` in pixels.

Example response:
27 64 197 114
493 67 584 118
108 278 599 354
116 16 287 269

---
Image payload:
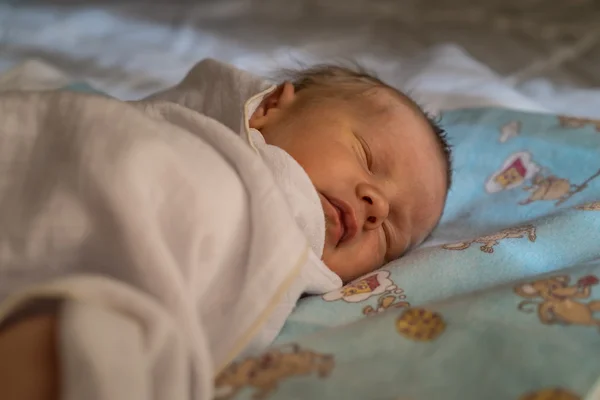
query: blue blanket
216 108 600 400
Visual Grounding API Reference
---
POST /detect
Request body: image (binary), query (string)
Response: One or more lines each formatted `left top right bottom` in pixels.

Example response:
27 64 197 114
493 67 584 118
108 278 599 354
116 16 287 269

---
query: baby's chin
320 250 343 279
320 245 359 283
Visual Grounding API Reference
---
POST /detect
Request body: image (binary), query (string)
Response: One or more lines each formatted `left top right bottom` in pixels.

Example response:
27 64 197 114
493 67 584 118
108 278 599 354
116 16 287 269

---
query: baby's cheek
374 229 388 269
321 233 382 282
354 231 386 276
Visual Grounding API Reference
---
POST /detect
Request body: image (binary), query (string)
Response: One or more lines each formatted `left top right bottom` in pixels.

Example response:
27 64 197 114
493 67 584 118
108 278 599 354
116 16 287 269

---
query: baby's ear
249 82 296 129
262 82 296 111
277 82 296 108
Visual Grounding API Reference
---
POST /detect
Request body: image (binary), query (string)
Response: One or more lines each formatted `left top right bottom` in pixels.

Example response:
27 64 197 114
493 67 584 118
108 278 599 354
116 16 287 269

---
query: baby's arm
0 312 58 400
0 92 215 400
0 280 195 400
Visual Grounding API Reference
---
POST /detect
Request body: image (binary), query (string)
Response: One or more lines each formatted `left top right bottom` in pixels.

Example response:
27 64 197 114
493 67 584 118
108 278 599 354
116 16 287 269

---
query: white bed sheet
1 1 599 117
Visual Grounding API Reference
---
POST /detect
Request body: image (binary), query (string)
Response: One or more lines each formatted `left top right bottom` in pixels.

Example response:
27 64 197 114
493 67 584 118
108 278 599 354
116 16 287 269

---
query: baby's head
249 64 451 283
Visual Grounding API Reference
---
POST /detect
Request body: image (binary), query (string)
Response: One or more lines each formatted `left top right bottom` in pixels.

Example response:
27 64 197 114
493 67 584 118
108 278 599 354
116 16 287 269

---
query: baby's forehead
338 86 420 119
372 87 424 114
303 84 435 148
349 89 428 134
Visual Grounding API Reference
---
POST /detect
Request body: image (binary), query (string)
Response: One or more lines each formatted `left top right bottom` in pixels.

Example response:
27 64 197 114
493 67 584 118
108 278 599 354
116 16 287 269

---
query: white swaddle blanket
0 59 341 400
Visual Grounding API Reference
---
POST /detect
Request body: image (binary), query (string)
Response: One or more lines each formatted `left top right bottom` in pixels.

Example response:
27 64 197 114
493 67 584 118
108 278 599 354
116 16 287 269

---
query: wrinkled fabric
0 59 340 400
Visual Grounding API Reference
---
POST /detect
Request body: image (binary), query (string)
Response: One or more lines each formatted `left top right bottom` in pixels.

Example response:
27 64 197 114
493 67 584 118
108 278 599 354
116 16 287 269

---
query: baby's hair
277 63 453 189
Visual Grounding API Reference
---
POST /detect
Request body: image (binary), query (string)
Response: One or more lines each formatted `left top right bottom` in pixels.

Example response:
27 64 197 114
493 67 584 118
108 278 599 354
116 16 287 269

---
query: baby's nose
358 186 389 230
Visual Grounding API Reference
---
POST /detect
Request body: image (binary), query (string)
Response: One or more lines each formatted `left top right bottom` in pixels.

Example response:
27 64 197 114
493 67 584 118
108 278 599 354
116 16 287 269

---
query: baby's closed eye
354 133 373 172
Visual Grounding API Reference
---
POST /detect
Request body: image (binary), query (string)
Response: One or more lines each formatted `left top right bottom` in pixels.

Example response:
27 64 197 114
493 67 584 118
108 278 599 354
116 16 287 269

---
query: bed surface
1 2 600 399
1 0 599 106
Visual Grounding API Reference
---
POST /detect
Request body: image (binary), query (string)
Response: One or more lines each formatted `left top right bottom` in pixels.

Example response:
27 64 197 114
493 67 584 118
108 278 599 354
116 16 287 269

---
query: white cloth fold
0 59 341 400
248 128 326 258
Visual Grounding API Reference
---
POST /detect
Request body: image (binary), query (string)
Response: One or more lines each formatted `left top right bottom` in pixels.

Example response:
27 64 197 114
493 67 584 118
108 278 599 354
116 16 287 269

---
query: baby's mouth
331 203 347 246
320 194 357 247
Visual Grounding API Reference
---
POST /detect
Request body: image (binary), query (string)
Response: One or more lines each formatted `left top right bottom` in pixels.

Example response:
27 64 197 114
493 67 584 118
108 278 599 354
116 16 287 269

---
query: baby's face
250 84 448 282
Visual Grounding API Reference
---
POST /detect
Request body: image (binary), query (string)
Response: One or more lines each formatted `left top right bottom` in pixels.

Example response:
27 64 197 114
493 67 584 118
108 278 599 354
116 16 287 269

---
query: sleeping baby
247 64 451 282
0 59 451 400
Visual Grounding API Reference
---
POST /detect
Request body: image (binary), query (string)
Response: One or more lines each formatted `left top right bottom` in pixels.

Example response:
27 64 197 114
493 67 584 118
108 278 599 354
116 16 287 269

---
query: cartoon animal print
396 307 446 342
323 270 410 316
499 120 521 143
520 169 600 206
363 293 409 316
215 344 334 400
515 274 600 328
442 225 537 254
486 151 540 193
519 387 580 400
486 151 600 206
519 173 576 205
558 115 600 132
574 201 600 211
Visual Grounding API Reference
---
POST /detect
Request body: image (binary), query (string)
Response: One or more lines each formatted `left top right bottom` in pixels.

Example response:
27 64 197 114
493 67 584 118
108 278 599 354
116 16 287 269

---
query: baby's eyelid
358 136 373 170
